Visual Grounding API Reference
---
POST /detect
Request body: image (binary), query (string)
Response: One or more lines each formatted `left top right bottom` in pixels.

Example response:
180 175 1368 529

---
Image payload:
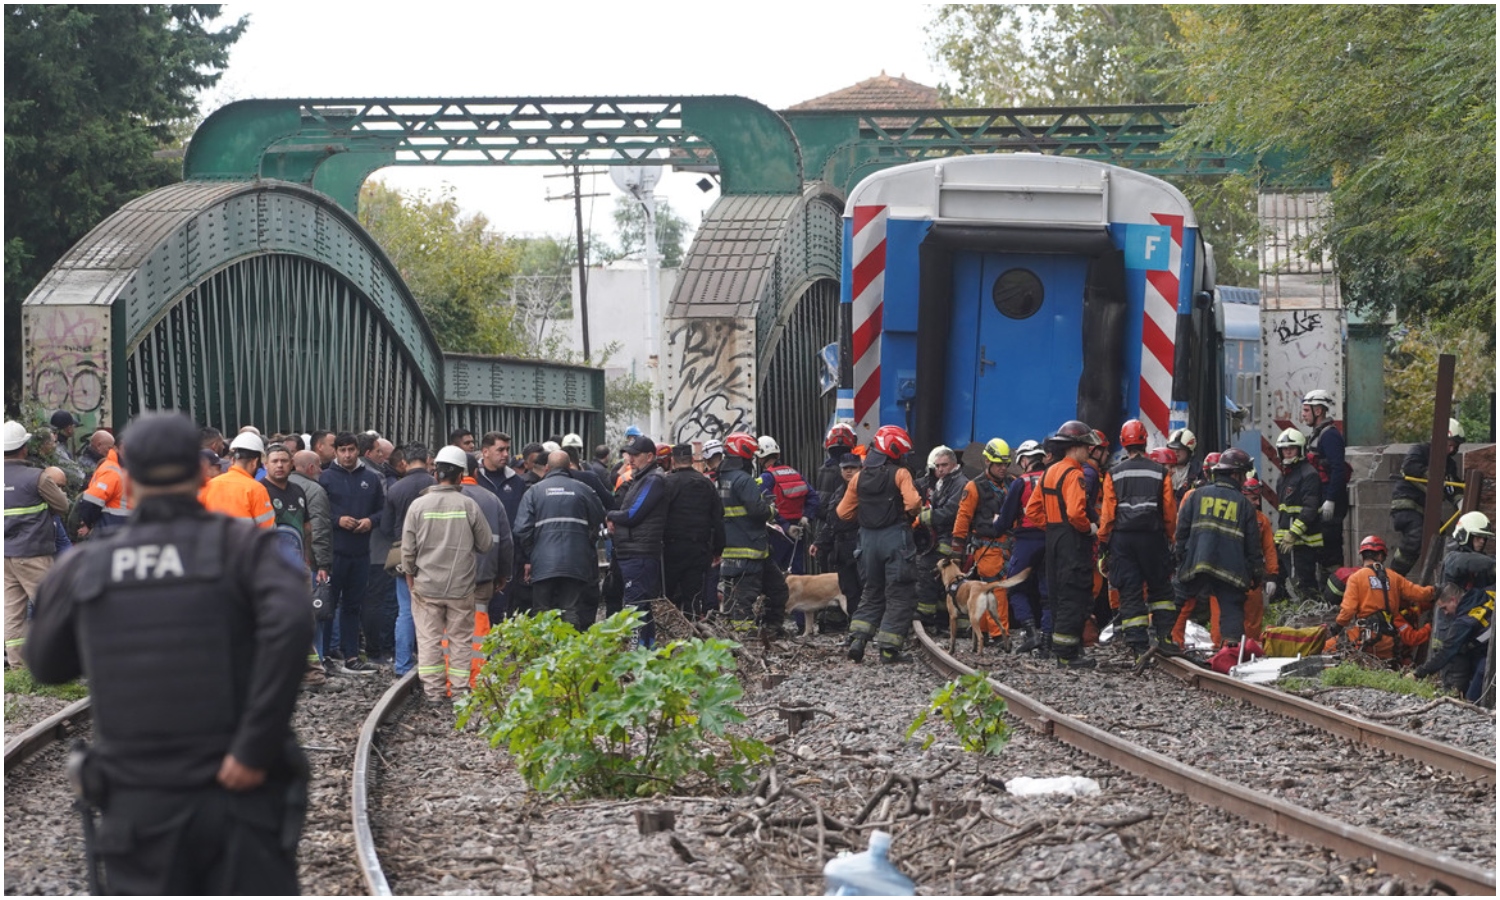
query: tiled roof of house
785 71 941 112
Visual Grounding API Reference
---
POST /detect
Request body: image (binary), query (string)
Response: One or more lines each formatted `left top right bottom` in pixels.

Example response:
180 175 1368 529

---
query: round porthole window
992 269 1044 320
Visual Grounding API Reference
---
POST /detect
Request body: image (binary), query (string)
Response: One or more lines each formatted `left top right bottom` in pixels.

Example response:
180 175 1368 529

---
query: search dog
784 573 848 637
935 558 1009 654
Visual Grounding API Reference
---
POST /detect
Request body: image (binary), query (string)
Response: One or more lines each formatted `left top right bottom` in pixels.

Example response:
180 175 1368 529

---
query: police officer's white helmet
434 445 469 469
1455 511 1493 544
229 432 265 456
756 435 780 458
2 420 32 452
562 433 584 449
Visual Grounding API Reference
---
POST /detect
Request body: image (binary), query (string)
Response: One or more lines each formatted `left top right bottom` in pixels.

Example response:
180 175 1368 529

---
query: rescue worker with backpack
914 445 970 629
1174 448 1265 652
995 440 1048 653
838 425 923 665
946 439 1008 634
1301 389 1351 579
1415 512 1496 699
1274 427 1325 601
1324 535 1436 661
1098 420 1180 659
756 435 819 576
719 433 791 639
1389 418 1465 576
1026 421 1104 668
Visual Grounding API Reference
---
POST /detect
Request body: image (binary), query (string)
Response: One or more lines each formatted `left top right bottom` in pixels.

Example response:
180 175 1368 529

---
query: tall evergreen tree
5 4 246 397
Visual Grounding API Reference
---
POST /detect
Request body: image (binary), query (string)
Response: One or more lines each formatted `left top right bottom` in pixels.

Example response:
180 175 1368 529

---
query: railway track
8 623 1495 896
912 624 1495 895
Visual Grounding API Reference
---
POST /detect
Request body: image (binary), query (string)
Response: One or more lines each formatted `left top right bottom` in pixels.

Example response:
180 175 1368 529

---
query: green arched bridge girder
781 105 1265 196
184 97 805 210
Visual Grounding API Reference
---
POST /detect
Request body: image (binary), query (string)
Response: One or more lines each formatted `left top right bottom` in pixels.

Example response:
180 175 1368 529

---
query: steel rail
351 670 420 897
1155 656 1495 784
3 697 92 774
911 624 1495 896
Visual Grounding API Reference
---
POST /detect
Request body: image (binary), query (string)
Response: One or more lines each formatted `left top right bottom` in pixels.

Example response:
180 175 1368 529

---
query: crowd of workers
0 388 1493 891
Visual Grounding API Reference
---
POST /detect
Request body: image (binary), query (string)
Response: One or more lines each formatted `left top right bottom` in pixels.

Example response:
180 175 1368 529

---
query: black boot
879 647 913 665
1056 652 1097 670
1034 633 1053 660
1015 625 1040 654
847 634 868 663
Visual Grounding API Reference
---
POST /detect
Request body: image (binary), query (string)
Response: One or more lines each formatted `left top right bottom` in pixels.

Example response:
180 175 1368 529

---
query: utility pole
545 167 607 362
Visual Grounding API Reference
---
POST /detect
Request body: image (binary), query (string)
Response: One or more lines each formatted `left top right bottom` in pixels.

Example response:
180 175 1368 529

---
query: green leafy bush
457 609 770 798
4 668 88 701
907 674 1012 755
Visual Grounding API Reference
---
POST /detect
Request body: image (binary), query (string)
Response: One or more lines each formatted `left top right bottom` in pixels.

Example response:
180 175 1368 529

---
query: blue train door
944 251 1090 447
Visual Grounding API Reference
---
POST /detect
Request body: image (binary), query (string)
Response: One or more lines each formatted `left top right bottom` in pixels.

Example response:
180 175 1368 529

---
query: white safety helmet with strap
927 445 953 470
228 432 265 456
1167 428 1197 453
1275 427 1307 460
1455 511 1493 545
756 435 780 459
1448 418 1465 443
434 445 469 470
2 420 32 452
1301 388 1335 410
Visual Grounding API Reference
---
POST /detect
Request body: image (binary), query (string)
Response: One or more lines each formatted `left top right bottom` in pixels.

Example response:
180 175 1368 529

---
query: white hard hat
1301 389 1334 409
1275 428 1307 450
701 439 724 459
927 445 953 469
2 420 32 452
756 435 780 458
542 440 561 453
1449 418 1465 442
229 432 265 455
562 433 584 449
434 445 469 469
1455 511 1493 543
1167 428 1197 453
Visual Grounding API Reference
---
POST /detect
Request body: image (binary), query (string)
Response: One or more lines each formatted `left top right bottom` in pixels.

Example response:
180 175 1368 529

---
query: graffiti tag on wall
1259 306 1343 486
665 317 755 442
28 306 110 423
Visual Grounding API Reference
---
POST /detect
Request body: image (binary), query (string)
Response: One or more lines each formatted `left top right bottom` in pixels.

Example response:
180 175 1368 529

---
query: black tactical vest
1109 456 1168 532
857 462 904 530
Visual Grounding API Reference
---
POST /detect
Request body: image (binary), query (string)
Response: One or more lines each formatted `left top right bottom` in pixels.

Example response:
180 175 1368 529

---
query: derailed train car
838 154 1229 454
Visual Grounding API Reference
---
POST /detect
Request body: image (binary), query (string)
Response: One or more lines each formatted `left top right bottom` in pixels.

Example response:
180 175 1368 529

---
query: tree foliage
4 4 245 393
357 180 530 356
926 4 1259 286
1169 5 1496 329
604 196 688 269
1383 320 1494 444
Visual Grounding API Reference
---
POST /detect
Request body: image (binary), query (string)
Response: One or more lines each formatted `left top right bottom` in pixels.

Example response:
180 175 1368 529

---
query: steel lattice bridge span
23 97 1258 465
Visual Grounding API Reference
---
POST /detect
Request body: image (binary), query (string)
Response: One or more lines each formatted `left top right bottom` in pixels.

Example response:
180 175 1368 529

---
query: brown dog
784 573 848 636
935 558 1009 653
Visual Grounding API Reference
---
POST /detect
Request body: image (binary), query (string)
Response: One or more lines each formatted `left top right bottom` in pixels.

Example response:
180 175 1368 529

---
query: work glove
1319 500 1335 519
937 539 955 557
1088 522 1099 538
1264 581 1277 601
918 508 933 527
1276 532 1295 555
787 523 805 541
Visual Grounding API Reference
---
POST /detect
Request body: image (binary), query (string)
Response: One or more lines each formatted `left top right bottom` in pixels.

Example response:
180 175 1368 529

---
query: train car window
993 268 1044 320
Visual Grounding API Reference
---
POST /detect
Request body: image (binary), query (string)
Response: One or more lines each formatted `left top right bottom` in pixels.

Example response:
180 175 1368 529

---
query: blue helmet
624 425 642 438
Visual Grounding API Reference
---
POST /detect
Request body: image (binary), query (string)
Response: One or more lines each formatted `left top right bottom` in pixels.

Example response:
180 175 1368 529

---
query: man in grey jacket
401 446 493 703
291 450 334 681
514 451 605 632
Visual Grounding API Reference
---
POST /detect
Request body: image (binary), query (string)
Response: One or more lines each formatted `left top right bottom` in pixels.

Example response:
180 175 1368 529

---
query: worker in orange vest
200 432 274 528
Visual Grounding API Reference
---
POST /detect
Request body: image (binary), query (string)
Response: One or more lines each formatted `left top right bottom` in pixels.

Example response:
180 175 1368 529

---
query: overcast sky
202 3 949 243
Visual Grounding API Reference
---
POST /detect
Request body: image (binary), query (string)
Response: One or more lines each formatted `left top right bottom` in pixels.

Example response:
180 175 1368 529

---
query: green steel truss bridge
23 96 1255 467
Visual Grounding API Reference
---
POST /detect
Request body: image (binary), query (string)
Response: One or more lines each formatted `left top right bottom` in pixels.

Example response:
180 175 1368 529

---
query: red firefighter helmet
1148 447 1177 466
1119 419 1148 448
825 423 857 449
1358 535 1388 556
1203 452 1222 468
872 424 913 458
723 433 759 459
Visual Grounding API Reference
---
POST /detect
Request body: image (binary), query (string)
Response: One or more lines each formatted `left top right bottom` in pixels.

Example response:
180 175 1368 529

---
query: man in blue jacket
606 435 669 647
319 432 384 675
515 451 605 631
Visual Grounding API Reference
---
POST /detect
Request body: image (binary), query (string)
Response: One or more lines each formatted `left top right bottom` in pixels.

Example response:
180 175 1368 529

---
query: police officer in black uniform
29 411 313 895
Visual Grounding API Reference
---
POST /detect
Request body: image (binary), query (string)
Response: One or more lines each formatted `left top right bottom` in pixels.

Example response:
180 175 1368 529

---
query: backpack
768 465 810 521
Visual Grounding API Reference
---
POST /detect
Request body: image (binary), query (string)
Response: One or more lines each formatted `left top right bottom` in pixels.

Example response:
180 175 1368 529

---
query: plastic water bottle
823 830 915 896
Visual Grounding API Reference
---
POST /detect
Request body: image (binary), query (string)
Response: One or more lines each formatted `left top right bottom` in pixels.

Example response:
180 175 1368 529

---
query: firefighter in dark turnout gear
1026 421 1103 668
1099 419 1180 657
996 440 1047 652
838 425 923 664
1301 389 1350 575
29 412 313 895
1417 512 1496 698
1389 419 1464 576
1274 428 1324 601
719 433 791 638
915 445 970 627
812 453 864 625
662 444 725 619
1175 448 1265 647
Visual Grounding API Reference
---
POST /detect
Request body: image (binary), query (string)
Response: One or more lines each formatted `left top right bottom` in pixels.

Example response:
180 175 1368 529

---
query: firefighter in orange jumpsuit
200 432 274 528
1026 420 1102 668
1324 535 1436 660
